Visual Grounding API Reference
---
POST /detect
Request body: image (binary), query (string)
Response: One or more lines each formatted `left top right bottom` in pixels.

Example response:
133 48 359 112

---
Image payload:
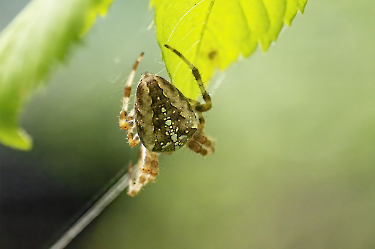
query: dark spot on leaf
208 50 218 60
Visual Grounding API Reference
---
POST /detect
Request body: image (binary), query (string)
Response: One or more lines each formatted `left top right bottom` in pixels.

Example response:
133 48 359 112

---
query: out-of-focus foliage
151 0 307 99
0 0 112 150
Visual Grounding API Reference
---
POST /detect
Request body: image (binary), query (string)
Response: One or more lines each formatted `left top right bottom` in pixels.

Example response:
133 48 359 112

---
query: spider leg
186 110 215 156
127 145 144 196
187 99 215 155
187 130 215 156
128 144 159 197
188 99 206 131
164 44 212 113
120 53 143 147
125 109 140 147
119 52 144 130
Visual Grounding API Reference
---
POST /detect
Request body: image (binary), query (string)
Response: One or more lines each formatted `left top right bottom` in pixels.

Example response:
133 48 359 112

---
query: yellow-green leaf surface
0 0 112 150
151 0 307 100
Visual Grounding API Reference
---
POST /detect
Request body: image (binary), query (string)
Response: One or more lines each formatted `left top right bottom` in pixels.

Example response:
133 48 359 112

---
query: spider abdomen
134 73 198 152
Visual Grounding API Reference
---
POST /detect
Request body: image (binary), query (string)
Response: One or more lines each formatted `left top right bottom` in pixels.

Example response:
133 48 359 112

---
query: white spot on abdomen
171 134 177 142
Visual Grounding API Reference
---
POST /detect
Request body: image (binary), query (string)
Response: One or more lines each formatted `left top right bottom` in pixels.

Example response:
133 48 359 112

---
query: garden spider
120 44 214 196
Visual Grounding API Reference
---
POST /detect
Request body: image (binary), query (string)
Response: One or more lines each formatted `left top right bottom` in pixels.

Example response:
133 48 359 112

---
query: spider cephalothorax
120 44 214 196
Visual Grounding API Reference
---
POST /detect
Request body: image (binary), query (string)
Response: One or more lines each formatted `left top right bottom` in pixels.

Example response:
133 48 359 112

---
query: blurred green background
1 0 375 248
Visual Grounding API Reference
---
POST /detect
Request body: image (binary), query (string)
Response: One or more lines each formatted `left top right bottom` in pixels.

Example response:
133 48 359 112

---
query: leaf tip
0 127 32 151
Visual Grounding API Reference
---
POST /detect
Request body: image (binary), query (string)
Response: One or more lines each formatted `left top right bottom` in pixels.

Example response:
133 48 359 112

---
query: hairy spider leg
119 52 144 147
188 130 215 155
125 109 140 146
128 144 159 197
188 98 214 154
185 106 215 156
188 99 206 131
164 44 212 113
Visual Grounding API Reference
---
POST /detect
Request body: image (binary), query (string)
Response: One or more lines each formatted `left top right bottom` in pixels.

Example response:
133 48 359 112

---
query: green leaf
0 0 112 150
151 0 307 100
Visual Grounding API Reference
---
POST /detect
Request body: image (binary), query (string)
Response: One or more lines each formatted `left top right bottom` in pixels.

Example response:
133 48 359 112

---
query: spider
120 44 214 196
